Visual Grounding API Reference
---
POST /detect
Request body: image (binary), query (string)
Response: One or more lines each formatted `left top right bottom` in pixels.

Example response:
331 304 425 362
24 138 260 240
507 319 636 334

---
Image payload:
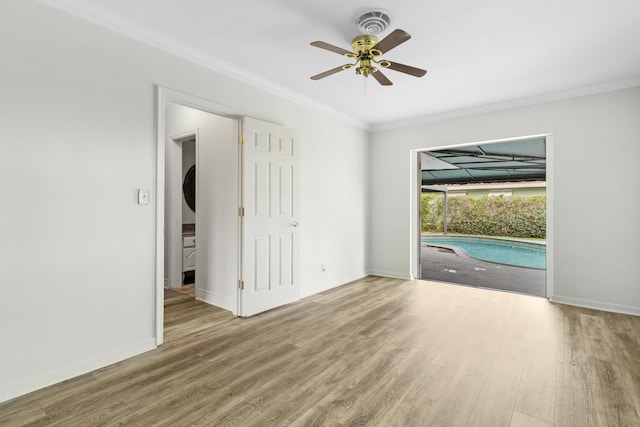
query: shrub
421 193 546 238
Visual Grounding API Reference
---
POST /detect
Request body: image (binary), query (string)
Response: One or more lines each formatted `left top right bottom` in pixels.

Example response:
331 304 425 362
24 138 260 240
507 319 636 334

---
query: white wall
0 0 369 403
370 86 640 315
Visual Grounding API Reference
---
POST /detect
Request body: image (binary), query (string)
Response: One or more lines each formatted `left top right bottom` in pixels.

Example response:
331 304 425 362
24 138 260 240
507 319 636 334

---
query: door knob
292 221 300 227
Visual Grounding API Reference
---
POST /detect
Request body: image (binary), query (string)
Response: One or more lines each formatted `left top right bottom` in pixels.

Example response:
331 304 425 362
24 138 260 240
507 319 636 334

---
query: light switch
138 188 150 205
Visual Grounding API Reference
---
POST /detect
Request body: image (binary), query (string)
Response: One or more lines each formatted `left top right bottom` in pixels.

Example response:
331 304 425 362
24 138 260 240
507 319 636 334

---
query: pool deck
420 244 546 297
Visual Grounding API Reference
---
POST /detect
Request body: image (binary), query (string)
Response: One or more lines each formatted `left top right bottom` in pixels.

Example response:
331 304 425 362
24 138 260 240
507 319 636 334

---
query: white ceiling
42 0 640 129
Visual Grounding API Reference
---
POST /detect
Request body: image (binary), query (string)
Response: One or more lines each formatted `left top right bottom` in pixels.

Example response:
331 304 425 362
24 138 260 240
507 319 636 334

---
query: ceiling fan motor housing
351 34 379 54
349 35 386 78
352 9 392 35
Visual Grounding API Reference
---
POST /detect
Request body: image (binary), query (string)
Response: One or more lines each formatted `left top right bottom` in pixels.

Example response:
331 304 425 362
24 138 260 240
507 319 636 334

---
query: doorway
155 87 303 344
411 135 553 298
166 134 196 298
155 88 244 345
164 102 239 304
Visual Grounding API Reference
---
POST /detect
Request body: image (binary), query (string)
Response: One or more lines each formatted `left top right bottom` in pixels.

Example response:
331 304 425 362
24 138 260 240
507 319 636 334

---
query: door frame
166 130 197 291
155 86 245 345
410 133 554 299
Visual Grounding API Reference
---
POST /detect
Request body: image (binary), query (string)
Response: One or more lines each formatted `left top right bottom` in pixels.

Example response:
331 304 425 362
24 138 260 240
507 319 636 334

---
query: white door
240 117 300 317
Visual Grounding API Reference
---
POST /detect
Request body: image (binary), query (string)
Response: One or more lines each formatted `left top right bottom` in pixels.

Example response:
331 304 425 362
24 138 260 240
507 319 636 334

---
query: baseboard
300 271 369 298
550 295 640 316
0 339 156 404
195 288 235 313
367 270 413 280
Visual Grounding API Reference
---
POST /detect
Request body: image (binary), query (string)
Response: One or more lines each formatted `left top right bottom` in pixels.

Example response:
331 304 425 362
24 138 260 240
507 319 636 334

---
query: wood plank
0 278 639 426
466 343 527 427
514 334 557 422
510 410 553 427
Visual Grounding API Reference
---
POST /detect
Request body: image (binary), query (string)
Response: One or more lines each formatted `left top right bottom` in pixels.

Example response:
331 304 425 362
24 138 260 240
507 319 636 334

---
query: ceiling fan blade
386 61 427 77
310 41 352 56
372 69 393 86
372 29 411 54
310 65 348 80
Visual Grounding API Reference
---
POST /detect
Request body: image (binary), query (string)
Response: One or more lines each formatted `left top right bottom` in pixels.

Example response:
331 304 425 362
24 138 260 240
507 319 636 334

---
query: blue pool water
422 235 546 269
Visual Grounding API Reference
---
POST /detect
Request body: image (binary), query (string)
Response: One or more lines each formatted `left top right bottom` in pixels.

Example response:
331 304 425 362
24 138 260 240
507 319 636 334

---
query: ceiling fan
310 29 427 86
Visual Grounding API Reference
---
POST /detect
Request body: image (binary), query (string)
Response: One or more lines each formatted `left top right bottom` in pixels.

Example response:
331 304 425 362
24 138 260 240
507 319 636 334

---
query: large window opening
417 136 548 297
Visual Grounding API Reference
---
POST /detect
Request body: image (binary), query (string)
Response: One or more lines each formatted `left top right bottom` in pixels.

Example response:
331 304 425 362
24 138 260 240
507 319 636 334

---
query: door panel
279 165 294 215
241 117 300 317
279 233 294 286
254 235 270 292
254 162 271 216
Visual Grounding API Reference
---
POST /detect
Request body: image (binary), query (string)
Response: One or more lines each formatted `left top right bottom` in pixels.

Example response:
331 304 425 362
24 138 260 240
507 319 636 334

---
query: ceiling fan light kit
311 10 427 86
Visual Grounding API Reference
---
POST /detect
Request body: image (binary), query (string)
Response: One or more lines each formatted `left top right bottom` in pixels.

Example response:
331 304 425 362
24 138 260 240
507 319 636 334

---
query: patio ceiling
421 137 546 186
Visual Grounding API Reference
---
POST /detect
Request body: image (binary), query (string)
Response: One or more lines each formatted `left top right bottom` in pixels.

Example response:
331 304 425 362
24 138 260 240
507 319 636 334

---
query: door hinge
239 207 245 217
238 280 244 290
240 134 245 145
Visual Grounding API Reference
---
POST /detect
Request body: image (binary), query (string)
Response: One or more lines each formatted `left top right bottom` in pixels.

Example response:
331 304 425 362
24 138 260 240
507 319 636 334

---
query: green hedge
421 193 546 239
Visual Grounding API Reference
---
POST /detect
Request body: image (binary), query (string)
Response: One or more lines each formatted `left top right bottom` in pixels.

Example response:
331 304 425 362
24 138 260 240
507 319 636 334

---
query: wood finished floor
1 276 639 426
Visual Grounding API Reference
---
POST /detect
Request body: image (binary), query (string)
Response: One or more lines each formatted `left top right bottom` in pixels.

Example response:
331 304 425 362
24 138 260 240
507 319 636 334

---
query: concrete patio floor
420 244 546 297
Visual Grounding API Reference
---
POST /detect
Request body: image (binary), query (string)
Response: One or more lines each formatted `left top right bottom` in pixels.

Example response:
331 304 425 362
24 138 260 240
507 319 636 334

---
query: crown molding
38 0 371 131
35 1 640 135
372 76 640 132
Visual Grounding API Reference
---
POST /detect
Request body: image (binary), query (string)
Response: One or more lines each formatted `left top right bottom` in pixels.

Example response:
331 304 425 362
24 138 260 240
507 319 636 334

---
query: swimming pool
422 235 546 269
